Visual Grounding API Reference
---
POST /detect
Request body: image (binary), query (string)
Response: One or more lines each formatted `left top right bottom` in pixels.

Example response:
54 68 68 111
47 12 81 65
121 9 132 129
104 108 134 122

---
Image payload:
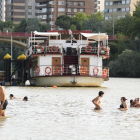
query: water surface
1 78 140 140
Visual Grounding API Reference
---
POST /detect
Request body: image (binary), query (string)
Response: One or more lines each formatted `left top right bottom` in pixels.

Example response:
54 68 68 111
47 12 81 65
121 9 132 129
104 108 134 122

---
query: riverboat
25 30 110 87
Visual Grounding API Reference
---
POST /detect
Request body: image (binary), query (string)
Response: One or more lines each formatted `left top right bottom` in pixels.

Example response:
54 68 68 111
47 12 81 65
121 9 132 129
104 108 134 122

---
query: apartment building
25 0 36 19
35 0 95 30
94 0 105 13
5 0 36 24
0 0 5 21
104 0 138 20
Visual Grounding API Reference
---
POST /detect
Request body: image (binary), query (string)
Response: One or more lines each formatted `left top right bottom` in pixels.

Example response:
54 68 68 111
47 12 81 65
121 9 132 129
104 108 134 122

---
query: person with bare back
0 86 8 116
92 91 104 110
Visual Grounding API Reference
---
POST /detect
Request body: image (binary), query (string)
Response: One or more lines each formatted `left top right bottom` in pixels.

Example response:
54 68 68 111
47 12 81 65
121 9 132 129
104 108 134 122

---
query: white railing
30 65 109 78
80 46 110 56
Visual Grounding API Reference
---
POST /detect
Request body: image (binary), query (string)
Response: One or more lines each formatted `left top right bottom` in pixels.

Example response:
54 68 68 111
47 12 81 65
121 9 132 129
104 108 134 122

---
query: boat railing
80 46 108 55
30 65 109 78
26 44 62 56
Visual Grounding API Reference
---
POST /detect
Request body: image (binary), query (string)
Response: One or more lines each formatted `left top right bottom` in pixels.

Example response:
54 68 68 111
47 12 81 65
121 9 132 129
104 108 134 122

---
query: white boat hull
30 76 108 87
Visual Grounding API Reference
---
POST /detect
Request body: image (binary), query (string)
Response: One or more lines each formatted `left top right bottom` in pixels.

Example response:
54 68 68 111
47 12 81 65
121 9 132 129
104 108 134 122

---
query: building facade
5 0 26 24
94 0 104 13
0 0 5 21
104 0 138 20
25 0 36 19
5 0 36 24
35 0 95 30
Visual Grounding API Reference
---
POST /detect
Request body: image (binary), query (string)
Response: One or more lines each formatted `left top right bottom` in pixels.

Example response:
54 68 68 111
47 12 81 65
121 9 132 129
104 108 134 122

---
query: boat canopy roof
81 33 108 41
33 31 60 36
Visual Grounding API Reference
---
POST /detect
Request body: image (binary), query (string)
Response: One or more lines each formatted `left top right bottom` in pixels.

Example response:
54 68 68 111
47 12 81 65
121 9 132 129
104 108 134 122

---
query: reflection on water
1 78 140 140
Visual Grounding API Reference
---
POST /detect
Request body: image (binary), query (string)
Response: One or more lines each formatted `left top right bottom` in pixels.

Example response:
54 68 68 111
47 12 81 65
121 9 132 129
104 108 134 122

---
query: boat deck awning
33 31 60 36
81 33 108 41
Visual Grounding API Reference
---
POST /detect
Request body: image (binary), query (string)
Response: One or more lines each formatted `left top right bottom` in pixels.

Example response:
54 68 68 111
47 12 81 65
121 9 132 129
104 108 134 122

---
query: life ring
57 66 64 73
85 45 92 53
102 68 107 77
36 66 40 74
51 46 58 53
107 47 110 59
80 66 87 74
36 45 44 52
93 67 99 75
45 67 51 74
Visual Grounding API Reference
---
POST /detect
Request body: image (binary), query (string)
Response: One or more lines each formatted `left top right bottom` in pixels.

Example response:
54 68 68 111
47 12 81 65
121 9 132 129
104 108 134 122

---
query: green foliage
39 23 51 32
115 33 128 42
14 19 27 32
74 12 88 23
0 20 14 32
26 18 41 32
14 18 50 32
0 42 24 70
82 18 103 32
55 15 71 30
70 24 76 31
94 11 104 21
115 14 134 36
109 49 140 77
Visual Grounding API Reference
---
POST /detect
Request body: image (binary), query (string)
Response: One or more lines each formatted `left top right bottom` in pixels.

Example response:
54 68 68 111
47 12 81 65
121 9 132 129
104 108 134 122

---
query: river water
0 78 140 140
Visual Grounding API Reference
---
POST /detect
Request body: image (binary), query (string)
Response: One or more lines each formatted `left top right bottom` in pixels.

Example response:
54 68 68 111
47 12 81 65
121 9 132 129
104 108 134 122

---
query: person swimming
118 97 128 111
23 96 28 101
9 94 20 100
130 99 135 107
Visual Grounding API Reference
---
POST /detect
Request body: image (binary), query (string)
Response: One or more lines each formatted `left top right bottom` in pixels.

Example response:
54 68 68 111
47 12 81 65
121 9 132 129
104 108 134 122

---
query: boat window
66 40 77 43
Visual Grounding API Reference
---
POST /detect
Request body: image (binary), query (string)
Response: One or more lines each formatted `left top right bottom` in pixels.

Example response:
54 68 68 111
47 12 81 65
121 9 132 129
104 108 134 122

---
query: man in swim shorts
0 86 8 116
92 91 104 110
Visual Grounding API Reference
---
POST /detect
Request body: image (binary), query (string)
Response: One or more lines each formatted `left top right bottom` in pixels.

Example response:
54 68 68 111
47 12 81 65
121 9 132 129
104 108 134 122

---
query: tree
14 19 27 32
55 15 72 30
0 20 3 31
39 23 51 32
26 18 41 32
114 13 134 36
132 6 140 38
70 24 76 30
94 11 104 21
82 18 103 32
74 12 88 23
109 49 140 77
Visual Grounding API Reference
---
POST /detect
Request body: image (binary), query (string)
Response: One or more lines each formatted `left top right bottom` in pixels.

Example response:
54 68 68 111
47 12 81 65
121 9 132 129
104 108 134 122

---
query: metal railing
80 46 107 55
31 45 62 54
30 65 109 78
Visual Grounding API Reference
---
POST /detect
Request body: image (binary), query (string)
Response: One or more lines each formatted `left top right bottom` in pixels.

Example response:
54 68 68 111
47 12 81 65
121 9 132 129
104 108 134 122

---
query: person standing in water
134 98 140 107
0 86 8 116
118 97 128 111
92 91 104 110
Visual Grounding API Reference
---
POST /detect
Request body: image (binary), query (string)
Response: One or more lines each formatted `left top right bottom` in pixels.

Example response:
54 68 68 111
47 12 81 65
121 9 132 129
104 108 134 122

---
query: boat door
81 58 89 75
52 57 61 75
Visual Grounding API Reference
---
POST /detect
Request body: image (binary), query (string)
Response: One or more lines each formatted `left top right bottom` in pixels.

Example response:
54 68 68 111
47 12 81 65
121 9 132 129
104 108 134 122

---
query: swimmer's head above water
121 97 127 102
23 96 28 101
99 91 104 97
9 94 14 99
